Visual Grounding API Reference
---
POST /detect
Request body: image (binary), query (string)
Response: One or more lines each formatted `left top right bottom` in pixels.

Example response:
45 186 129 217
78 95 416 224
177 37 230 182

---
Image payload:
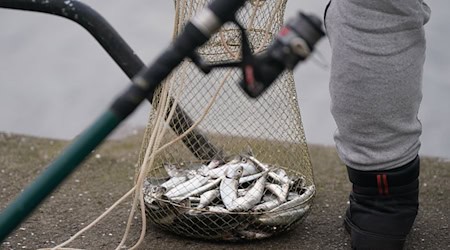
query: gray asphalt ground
1 132 449 249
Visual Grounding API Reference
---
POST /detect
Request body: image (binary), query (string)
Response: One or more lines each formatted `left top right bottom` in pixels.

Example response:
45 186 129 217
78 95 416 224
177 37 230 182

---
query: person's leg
344 156 420 249
324 0 430 249
326 0 430 170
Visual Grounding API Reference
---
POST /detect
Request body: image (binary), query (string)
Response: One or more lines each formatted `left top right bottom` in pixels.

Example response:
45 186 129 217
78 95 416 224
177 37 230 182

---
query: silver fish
241 162 259 176
165 174 210 199
274 168 290 184
248 156 269 172
227 155 244 164
239 170 268 184
248 157 293 185
270 185 315 212
265 183 282 196
262 193 278 202
259 204 310 226
197 160 221 176
172 177 222 202
227 174 267 212
208 162 258 178
219 165 243 210
268 171 292 185
161 176 187 190
198 189 220 209
207 164 237 178
252 199 281 211
280 183 290 202
208 155 258 178
275 168 288 178
206 159 221 170
265 183 289 202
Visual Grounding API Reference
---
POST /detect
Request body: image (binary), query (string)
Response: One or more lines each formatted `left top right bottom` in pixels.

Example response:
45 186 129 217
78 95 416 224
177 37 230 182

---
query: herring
219 165 243 210
165 174 210 199
265 183 289 202
161 176 187 190
172 177 222 202
270 185 315 212
198 189 220 209
239 170 268 184
252 199 281 211
206 159 221 170
208 156 258 178
225 174 267 212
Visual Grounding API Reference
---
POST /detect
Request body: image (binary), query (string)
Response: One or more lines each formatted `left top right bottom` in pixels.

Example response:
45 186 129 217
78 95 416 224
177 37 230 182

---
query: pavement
0 132 449 249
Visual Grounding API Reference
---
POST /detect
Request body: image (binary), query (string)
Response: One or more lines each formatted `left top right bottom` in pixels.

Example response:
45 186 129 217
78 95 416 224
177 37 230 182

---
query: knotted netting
137 0 315 241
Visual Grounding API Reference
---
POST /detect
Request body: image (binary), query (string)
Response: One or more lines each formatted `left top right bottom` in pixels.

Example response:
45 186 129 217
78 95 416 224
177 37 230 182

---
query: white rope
122 70 185 249
45 187 136 250
125 65 231 249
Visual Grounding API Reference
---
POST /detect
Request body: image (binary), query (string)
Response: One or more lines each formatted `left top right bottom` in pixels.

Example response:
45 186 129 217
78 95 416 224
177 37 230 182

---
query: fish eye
241 157 247 163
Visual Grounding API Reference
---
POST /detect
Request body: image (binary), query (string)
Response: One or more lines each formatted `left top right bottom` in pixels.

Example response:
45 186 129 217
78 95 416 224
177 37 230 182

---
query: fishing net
137 0 315 241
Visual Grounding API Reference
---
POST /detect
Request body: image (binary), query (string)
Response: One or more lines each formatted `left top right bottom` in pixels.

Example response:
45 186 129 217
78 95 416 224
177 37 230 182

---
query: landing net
138 0 315 240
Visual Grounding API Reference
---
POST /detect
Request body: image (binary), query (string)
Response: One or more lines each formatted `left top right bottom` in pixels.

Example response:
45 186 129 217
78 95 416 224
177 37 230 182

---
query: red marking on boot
279 27 290 36
377 174 383 195
382 174 389 195
245 65 255 87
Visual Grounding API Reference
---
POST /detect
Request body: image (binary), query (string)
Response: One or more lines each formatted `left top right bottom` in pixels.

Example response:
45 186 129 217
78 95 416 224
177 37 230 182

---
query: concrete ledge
1 132 448 249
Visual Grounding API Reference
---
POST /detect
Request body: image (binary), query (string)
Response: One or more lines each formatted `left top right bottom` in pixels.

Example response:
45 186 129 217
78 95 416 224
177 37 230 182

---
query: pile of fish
143 155 315 240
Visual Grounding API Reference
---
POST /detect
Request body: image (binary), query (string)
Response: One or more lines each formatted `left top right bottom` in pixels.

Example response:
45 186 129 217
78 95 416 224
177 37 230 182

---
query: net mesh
137 0 315 240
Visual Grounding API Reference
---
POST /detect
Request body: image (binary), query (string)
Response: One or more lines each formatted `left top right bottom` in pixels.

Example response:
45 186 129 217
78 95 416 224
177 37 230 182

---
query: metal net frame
137 0 315 241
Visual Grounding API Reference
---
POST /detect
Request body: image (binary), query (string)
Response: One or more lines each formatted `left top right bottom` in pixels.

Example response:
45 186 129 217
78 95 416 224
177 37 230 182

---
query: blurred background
0 0 448 159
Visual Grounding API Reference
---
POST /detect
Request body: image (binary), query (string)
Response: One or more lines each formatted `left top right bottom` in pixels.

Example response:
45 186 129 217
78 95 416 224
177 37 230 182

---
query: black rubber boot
344 156 420 250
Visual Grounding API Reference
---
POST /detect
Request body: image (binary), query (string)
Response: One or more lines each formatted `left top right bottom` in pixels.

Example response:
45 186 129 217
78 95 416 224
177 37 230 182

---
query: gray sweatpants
325 0 431 171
